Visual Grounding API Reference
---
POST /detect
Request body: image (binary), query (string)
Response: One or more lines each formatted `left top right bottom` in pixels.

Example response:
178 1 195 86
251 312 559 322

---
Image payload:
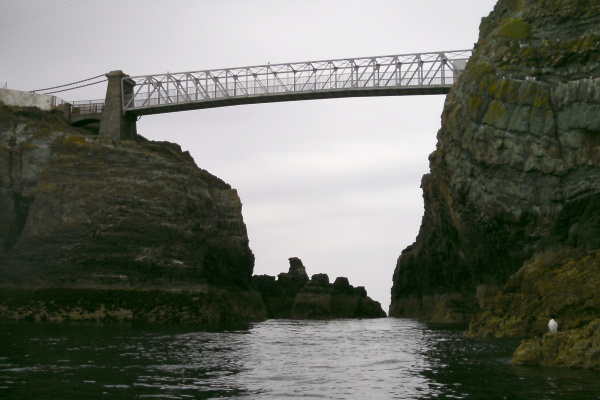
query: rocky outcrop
252 257 309 318
467 249 600 338
292 274 387 319
512 319 600 370
389 0 599 367
0 104 266 323
253 257 386 319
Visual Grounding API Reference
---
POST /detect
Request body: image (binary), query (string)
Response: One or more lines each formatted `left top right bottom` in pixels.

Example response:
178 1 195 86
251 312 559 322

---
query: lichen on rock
389 0 600 368
512 319 600 370
467 250 600 338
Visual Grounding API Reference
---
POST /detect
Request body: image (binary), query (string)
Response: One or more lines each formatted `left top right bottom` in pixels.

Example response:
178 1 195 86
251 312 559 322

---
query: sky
1 0 498 311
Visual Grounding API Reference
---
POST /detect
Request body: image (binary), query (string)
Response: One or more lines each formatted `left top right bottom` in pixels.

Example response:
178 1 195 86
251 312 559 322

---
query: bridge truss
123 50 471 115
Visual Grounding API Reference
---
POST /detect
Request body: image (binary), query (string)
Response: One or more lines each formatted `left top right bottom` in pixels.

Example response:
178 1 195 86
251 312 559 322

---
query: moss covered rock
467 250 600 338
513 319 600 370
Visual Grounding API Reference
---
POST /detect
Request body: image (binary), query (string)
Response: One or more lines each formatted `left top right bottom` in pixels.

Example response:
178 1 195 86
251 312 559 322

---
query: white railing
123 50 471 111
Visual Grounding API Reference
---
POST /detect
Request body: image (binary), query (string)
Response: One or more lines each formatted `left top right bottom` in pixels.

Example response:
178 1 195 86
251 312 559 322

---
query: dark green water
1 319 598 399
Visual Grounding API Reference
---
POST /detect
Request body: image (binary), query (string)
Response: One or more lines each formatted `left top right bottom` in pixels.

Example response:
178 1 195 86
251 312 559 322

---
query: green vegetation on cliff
496 18 532 40
468 250 600 338
390 0 600 369
513 319 600 370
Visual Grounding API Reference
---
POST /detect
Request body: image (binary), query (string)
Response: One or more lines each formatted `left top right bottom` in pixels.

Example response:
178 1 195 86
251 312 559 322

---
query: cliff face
253 257 386 319
0 104 266 323
390 0 600 338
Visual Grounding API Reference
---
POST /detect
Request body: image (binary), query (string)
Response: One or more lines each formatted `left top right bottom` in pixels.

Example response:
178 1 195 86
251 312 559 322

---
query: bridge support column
99 70 137 141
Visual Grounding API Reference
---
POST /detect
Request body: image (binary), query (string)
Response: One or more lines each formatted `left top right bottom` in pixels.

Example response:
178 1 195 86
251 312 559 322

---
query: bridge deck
123 50 471 116
127 85 453 116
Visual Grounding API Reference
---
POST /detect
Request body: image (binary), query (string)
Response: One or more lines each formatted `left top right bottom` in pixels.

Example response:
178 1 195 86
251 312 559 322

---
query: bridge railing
123 50 471 112
71 99 105 115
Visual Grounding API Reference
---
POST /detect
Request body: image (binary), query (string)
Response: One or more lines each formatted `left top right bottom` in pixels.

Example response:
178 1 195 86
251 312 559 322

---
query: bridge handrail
71 99 105 114
122 49 472 111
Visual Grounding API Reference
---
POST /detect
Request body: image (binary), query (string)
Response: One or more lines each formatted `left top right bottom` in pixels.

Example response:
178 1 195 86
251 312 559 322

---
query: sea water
1 319 598 399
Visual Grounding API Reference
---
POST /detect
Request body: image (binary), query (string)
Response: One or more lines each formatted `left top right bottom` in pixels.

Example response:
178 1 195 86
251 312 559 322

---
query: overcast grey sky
1 0 498 311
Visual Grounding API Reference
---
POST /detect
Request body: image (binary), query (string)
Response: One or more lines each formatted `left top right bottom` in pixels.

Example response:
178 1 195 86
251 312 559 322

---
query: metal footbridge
58 49 471 139
124 50 470 115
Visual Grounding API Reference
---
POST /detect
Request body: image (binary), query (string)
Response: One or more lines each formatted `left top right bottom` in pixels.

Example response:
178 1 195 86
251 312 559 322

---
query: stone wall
0 88 60 111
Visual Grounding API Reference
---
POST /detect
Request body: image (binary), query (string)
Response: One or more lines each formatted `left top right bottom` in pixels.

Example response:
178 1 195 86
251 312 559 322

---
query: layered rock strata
253 257 386 319
252 257 310 318
0 104 266 323
390 0 599 367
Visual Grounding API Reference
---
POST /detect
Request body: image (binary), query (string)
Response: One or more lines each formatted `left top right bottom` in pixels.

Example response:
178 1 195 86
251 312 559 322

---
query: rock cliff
0 104 266 323
253 257 386 319
390 0 599 367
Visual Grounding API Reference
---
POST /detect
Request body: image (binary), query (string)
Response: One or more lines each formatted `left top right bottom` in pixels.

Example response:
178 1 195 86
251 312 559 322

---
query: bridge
59 50 472 140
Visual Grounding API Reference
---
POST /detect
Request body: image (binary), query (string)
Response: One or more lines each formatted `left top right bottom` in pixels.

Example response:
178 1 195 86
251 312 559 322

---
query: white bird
548 318 558 333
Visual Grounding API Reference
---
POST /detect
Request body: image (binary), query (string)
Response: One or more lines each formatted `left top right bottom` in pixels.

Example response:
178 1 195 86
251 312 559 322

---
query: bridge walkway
124 50 471 116
60 49 471 140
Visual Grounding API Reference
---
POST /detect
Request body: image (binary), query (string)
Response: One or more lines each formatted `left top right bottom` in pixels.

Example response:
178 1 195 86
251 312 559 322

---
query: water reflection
236 319 447 399
1 319 599 399
419 323 600 400
0 322 253 399
122 331 250 398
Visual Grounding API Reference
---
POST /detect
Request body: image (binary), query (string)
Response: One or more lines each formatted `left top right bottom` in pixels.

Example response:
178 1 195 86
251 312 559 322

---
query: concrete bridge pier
98 70 137 141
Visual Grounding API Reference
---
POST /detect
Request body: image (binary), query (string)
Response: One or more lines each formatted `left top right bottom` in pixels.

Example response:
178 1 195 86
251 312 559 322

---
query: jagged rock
292 273 386 319
512 319 600 370
302 273 330 291
287 256 308 277
467 250 600 339
0 104 266 323
332 277 353 294
253 258 386 319
291 274 333 319
389 0 599 368
253 257 309 318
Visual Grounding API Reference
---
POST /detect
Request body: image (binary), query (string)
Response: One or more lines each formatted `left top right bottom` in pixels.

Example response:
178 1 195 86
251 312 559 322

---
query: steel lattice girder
122 50 472 112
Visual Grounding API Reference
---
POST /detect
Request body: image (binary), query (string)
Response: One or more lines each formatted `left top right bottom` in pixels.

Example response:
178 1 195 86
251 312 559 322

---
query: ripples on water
1 319 598 399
